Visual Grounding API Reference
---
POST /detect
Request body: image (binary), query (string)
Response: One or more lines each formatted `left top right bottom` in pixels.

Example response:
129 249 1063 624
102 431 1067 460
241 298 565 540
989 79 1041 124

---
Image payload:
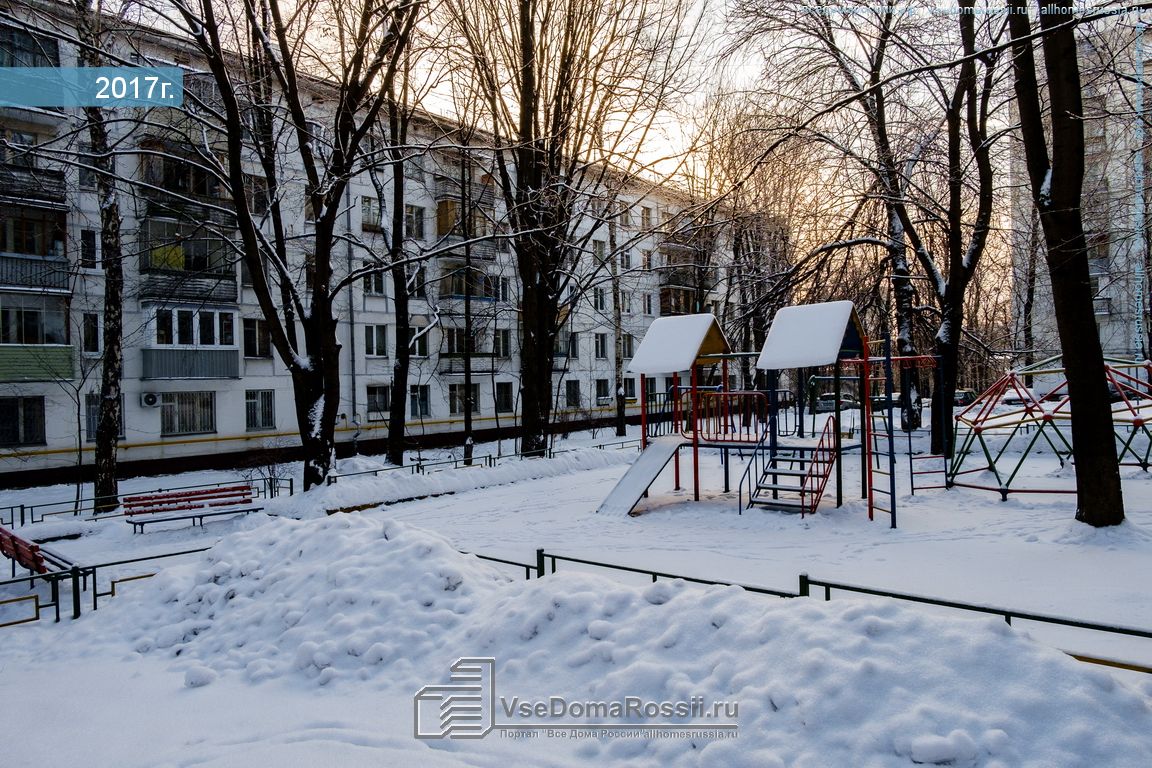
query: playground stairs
743 418 838 516
747 449 813 512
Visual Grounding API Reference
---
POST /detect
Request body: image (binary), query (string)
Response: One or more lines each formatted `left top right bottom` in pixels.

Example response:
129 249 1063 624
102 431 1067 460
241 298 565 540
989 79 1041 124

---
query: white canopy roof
756 301 865 370
626 314 731 375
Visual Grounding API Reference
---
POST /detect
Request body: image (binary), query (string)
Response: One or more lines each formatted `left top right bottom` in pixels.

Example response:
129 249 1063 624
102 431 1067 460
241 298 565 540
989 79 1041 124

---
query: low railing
5 540 1152 673
684 391 768 444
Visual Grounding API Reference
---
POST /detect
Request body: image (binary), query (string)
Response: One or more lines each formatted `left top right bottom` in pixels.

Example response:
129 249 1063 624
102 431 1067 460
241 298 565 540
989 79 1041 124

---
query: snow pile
125 516 509 687
280 447 635 517
98 515 1152 766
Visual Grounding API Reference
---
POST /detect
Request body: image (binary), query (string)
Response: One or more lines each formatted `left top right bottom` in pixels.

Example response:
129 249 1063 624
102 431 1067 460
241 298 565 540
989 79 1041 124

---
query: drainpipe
346 184 358 438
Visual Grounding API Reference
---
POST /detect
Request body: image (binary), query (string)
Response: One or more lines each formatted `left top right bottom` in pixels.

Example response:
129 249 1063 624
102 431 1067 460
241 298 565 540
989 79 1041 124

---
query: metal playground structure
595 302 937 529
947 356 1152 498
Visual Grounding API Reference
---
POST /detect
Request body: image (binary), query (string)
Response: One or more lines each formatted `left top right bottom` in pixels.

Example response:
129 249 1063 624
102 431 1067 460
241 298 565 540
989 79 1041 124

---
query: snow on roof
756 301 865 370
627 314 731 374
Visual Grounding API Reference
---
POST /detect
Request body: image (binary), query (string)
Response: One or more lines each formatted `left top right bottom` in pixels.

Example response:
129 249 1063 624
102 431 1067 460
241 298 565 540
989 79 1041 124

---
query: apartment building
0 17 738 480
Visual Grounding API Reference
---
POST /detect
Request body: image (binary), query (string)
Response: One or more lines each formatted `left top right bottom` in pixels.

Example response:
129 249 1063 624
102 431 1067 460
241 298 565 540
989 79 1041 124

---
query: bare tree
158 0 422 489
442 0 703 455
1008 0 1124 526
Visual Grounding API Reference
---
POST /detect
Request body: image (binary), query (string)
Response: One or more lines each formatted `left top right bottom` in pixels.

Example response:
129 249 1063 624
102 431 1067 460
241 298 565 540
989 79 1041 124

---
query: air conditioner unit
140 392 161 408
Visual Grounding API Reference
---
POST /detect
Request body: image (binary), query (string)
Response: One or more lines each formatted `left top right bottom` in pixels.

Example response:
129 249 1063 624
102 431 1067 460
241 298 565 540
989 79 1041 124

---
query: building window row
155 307 235 348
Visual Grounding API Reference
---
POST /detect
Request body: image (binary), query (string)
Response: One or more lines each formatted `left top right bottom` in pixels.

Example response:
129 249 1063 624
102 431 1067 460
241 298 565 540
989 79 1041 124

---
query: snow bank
85 515 1152 766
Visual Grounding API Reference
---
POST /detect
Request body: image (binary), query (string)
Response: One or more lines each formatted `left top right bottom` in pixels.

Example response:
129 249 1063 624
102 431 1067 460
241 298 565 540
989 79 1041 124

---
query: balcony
439 353 500 376
0 344 73 382
0 253 69 290
434 175 495 207
0 164 66 204
141 348 239 379
138 270 238 303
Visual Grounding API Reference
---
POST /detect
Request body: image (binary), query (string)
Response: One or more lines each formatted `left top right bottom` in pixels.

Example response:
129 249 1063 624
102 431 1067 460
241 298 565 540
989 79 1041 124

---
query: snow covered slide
595 435 686 516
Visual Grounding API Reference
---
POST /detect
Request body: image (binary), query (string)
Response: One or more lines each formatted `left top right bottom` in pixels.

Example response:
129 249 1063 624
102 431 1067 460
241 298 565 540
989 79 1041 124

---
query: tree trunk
74 6 123 514
1008 0 1124 526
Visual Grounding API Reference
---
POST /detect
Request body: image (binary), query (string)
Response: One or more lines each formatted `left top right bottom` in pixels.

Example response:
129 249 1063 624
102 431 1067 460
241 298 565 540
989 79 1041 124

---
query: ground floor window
161 391 215 436
410 385 430 418
449 382 480 415
85 393 124 441
495 381 514 413
245 389 275 430
367 385 391 422
0 396 45 446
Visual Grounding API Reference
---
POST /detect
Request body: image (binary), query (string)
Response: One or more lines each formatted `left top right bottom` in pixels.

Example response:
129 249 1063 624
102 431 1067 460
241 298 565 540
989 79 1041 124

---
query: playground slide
596 435 687 516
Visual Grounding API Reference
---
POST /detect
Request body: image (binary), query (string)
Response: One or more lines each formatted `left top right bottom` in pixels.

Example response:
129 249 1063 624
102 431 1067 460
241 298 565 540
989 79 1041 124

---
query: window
364 264 386 296
367 385 391 422
0 396 45 446
565 380 581 408
404 155 425 183
410 266 427 299
82 312 100 354
0 26 59 67
622 333 635 359
645 376 657 399
596 378 610 404
79 144 97 189
245 389 275 430
160 391 215 436
405 205 426 240
619 292 632 314
621 250 632 270
445 327 468 355
493 328 512 358
365 324 388 357
449 383 480 415
409 384 430 418
642 250 653 270
594 288 606 312
555 333 576 361
592 240 606 263
495 382 514 413
644 293 654 315
243 318 272 358
84 393 124 442
155 308 235 347
623 378 636 400
80 229 99 269
0 206 65 257
0 128 36 169
641 207 654 230
140 151 221 199
437 199 461 237
595 333 608 359
405 326 429 357
361 196 382 232
143 219 230 274
616 204 631 229
0 294 67 344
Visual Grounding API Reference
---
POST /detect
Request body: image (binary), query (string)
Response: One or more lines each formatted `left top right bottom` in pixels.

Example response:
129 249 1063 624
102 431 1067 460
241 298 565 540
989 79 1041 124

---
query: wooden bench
123 484 256 517
122 485 263 533
0 525 73 576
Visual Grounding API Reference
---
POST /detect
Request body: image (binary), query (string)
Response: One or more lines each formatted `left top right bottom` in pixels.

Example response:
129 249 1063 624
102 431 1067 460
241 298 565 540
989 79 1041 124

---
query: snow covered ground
3 425 1152 766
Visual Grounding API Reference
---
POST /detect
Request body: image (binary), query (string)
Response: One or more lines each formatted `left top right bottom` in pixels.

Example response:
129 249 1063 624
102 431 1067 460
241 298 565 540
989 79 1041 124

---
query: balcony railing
0 344 73 382
0 164 66 204
0 253 69 290
137 270 238 303
141 348 240 379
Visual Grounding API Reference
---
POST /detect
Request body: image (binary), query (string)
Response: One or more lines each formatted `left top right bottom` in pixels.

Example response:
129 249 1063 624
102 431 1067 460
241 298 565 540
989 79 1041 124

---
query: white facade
0 18 736 478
